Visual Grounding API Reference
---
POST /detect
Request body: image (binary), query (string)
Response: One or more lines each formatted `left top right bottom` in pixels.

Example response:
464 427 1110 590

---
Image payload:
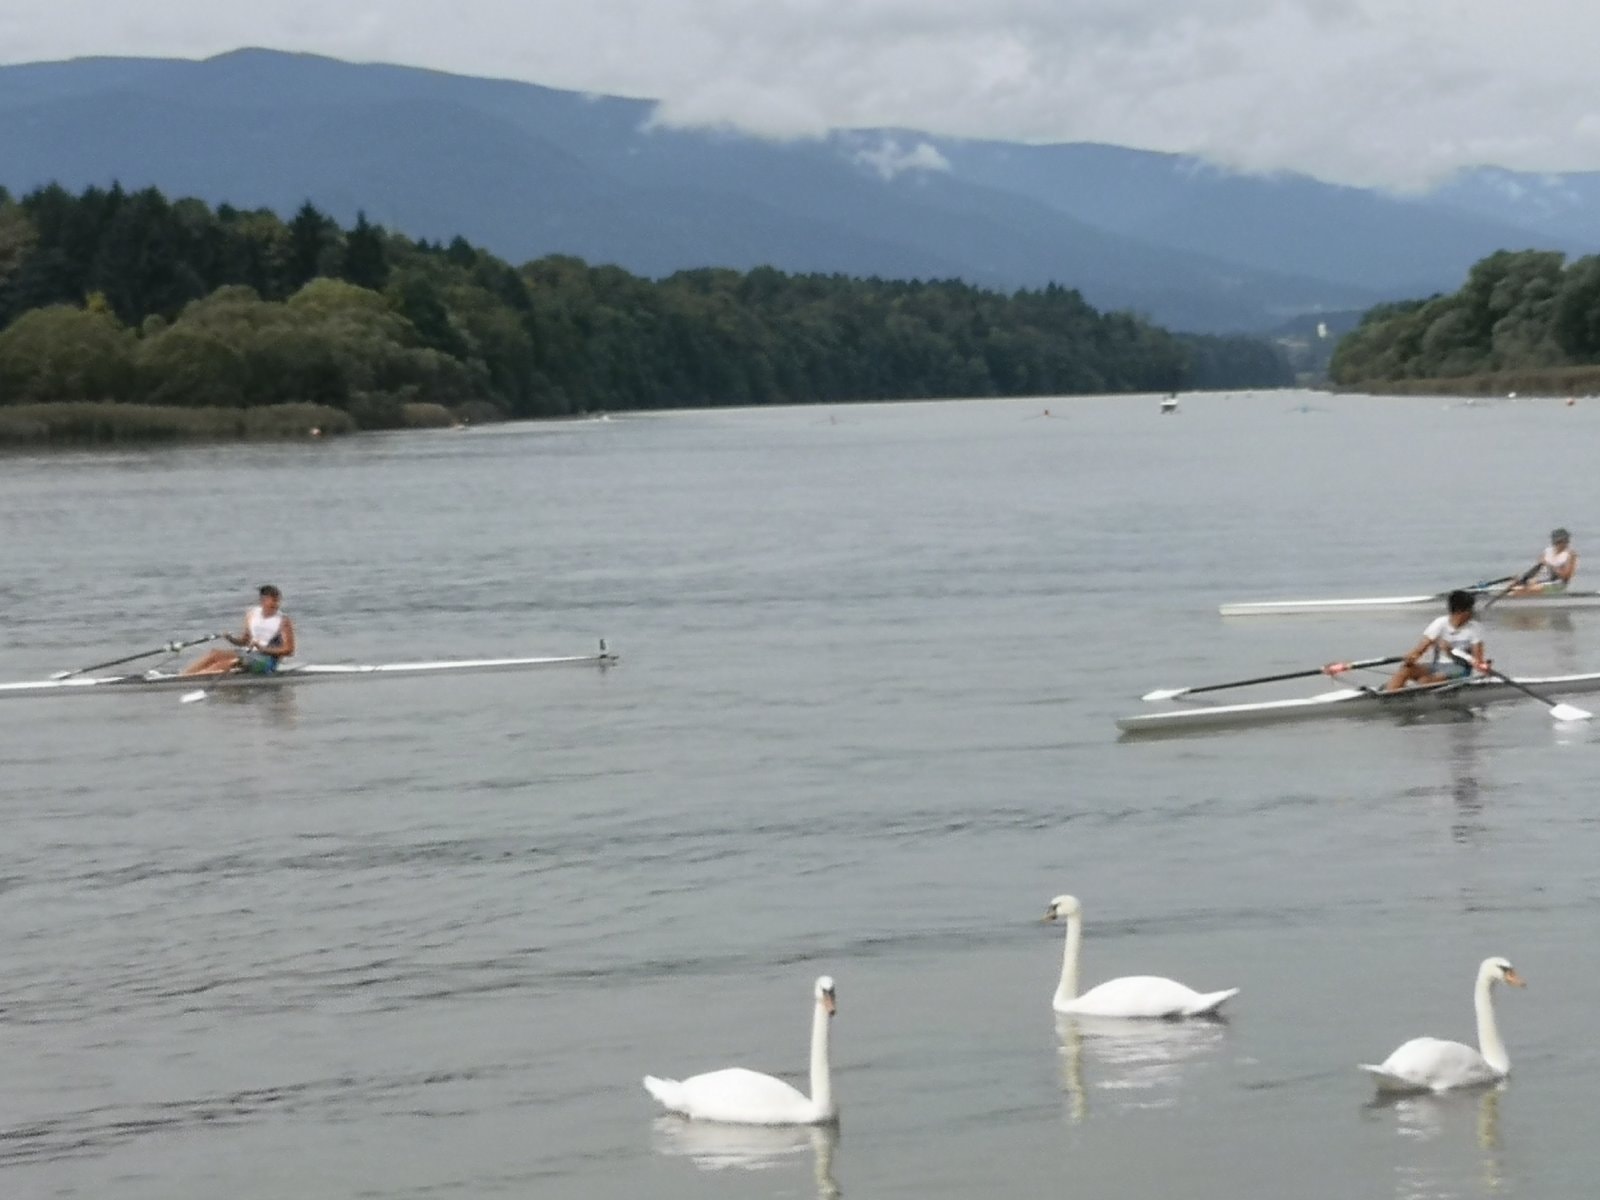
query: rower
180 585 297 677
1385 590 1487 691
1508 527 1577 595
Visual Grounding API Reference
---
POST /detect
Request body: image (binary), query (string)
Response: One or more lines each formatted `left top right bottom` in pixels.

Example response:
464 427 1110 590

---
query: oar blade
1549 702 1592 722
1141 687 1190 702
180 689 208 704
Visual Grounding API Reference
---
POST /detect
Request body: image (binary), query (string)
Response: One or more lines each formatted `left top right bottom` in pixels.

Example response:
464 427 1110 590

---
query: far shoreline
0 399 469 449
1333 364 1600 399
0 389 1301 450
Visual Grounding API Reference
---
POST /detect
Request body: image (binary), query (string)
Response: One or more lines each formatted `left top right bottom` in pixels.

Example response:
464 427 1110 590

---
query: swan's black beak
1042 908 1058 923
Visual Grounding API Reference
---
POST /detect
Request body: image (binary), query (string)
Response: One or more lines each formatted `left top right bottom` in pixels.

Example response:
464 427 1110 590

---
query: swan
1360 957 1525 1093
644 976 838 1125
1044 895 1238 1018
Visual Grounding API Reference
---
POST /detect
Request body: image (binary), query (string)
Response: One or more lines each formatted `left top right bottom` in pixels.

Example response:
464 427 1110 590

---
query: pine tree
342 211 389 291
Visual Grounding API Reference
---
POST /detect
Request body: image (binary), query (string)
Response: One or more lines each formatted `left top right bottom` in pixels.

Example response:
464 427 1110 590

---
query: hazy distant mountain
0 49 1591 332
1427 166 1600 249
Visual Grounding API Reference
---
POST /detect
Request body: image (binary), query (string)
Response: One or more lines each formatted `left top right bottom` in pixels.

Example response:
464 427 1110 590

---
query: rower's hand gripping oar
1475 558 1550 615
1142 655 1404 702
49 633 224 680
1450 652 1592 721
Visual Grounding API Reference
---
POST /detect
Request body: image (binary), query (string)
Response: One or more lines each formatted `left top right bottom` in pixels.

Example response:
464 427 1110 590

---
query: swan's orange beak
1505 969 1526 988
1042 909 1058 923
821 991 837 1016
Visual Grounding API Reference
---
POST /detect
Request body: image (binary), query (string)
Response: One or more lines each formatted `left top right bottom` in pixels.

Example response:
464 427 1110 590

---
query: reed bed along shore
1342 364 1600 398
0 400 467 447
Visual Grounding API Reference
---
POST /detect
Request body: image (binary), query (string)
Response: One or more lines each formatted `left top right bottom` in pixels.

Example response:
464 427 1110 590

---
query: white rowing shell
1117 670 1600 736
1220 592 1600 617
0 651 617 700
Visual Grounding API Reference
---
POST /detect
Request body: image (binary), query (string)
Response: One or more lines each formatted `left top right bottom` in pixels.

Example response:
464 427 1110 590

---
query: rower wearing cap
180 585 296 677
1509 528 1577 595
1385 589 1488 691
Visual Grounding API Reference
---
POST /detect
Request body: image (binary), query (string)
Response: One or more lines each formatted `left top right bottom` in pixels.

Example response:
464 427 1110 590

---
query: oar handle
1194 655 1401 694
1149 655 1403 700
1478 561 1545 614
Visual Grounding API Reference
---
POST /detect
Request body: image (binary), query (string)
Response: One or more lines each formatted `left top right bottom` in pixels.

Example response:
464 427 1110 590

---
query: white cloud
649 80 829 141
851 138 952 181
5 0 1600 188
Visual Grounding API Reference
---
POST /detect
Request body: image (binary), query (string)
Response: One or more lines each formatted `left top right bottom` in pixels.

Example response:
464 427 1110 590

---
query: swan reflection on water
650 1118 840 1197
1367 1087 1505 1194
1367 1083 1499 1142
1055 1013 1229 1121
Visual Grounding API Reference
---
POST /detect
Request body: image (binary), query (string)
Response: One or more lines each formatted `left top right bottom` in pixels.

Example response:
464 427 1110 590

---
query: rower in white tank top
1386 589 1488 691
180 585 297 677
1510 527 1577 595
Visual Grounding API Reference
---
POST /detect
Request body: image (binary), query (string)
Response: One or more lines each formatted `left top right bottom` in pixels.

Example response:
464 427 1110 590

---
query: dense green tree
287 200 338 290
1553 256 1600 361
0 305 135 403
0 181 1292 428
342 211 389 291
1331 250 1600 385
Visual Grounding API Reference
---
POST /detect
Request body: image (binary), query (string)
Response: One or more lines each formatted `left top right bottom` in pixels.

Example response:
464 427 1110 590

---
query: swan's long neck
1054 912 1082 1006
1474 967 1509 1074
809 999 834 1117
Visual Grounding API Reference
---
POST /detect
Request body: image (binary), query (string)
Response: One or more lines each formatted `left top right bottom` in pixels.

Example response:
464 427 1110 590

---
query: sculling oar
1477 560 1546 614
1450 652 1592 721
1142 656 1403 702
50 633 223 680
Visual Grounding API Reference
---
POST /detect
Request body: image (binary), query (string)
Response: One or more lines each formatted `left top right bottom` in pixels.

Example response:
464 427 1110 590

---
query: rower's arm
1471 640 1488 671
225 610 252 647
1559 552 1578 583
1401 636 1435 667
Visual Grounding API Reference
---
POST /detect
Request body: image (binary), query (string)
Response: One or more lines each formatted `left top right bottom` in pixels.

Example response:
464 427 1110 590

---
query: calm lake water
3 391 1600 1199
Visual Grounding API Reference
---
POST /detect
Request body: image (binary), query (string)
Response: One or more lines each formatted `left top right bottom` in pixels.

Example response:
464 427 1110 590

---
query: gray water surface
3 392 1599 1198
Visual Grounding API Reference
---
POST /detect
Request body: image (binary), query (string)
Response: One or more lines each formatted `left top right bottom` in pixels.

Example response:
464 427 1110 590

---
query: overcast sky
5 0 1599 188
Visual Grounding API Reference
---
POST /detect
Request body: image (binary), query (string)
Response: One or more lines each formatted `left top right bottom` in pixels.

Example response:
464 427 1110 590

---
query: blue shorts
238 649 278 675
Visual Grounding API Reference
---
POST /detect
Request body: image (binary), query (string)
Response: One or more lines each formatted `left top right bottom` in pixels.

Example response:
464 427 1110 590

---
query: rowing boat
1117 670 1600 736
0 650 617 701
1220 590 1600 617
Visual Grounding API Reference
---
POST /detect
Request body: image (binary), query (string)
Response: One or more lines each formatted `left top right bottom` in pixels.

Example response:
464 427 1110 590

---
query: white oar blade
1550 702 1592 722
1141 687 1190 702
180 689 208 704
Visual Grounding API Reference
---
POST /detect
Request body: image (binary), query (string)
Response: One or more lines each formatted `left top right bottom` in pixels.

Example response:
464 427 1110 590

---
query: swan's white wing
1058 975 1237 1018
1363 1037 1500 1092
660 1067 818 1125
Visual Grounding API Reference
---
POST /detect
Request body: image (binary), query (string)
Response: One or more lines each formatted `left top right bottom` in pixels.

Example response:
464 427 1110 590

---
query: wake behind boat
1119 670 1600 737
0 647 617 701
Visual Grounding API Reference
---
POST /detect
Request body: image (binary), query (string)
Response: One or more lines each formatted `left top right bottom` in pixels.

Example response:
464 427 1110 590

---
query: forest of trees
0 183 1291 441
1331 249 1600 387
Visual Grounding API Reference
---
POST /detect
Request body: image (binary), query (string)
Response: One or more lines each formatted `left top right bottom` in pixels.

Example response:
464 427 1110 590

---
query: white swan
644 976 838 1125
1360 957 1525 1093
1044 895 1238 1018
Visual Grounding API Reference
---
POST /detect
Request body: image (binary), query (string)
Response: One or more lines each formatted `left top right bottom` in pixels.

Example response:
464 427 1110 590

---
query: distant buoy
309 426 322 438
1043 408 1051 417
1567 396 1577 407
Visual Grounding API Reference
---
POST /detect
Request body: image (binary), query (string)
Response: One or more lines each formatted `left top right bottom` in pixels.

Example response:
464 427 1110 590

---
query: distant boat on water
1160 393 1180 414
